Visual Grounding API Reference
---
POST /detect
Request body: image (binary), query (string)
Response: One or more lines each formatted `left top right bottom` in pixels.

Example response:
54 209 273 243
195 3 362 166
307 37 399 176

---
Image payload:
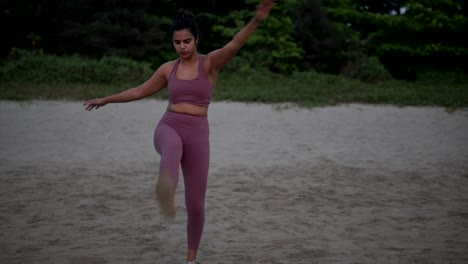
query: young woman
84 1 273 263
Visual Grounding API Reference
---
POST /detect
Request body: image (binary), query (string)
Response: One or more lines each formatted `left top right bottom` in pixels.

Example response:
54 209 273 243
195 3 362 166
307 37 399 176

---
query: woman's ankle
187 249 197 263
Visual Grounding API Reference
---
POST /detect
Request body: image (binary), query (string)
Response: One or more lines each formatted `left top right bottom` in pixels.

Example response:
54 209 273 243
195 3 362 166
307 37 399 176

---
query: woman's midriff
168 103 208 116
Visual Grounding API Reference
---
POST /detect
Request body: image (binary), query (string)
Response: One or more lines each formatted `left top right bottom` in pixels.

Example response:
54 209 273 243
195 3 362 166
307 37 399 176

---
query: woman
84 1 273 263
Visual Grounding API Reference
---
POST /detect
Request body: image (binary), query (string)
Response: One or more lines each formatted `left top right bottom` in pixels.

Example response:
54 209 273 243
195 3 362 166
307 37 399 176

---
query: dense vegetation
1 0 466 108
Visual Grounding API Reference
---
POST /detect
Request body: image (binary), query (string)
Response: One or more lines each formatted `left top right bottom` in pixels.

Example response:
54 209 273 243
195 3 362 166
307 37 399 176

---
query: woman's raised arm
205 0 274 73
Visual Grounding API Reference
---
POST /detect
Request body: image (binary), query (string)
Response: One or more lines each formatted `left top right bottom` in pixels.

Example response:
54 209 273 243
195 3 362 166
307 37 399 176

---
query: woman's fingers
256 0 274 20
84 102 96 111
83 99 103 111
261 0 273 9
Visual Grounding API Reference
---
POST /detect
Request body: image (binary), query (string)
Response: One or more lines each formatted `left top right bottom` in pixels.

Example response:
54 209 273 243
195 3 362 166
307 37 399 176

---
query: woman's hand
255 0 274 21
83 98 108 111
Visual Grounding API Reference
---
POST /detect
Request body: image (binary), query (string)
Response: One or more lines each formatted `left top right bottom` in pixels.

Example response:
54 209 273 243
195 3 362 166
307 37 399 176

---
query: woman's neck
180 53 199 64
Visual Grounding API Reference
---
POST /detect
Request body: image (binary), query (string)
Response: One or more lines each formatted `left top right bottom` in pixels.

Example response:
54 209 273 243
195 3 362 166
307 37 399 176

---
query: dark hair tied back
172 9 199 40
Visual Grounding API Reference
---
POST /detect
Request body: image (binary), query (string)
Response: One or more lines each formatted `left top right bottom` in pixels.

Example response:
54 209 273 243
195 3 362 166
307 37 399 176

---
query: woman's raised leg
154 123 183 219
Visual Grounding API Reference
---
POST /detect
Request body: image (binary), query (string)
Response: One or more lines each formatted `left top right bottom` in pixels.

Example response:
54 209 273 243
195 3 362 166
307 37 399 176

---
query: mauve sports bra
168 55 214 107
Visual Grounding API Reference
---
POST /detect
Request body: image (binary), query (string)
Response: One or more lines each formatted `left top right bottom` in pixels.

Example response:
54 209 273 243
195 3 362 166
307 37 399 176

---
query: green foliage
217 68 467 108
0 0 174 61
376 43 468 57
213 0 303 73
292 0 348 74
323 0 467 79
414 68 467 85
0 49 153 85
59 8 170 60
1 51 466 108
341 56 392 83
2 0 466 83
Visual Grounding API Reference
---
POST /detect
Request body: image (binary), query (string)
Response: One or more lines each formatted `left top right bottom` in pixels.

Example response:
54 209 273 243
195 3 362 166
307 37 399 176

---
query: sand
1 100 468 263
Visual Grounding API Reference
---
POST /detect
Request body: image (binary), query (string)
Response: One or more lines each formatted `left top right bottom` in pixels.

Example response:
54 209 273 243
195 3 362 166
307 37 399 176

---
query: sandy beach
1 99 468 263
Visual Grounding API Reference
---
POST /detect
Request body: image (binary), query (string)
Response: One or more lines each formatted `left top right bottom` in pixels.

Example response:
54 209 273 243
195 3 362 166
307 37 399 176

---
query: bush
0 48 154 85
341 56 392 83
414 68 467 85
213 4 303 74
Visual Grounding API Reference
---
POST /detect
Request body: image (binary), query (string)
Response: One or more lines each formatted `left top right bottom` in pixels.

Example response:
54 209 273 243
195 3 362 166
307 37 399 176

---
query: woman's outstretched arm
206 0 274 73
83 62 172 111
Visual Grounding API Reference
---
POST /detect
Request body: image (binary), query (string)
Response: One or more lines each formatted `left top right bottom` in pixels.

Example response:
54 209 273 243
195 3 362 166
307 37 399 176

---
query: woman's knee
186 199 205 218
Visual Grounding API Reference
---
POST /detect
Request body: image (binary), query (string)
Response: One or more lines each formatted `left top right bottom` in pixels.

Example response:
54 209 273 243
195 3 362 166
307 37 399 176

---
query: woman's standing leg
154 122 183 219
181 125 210 262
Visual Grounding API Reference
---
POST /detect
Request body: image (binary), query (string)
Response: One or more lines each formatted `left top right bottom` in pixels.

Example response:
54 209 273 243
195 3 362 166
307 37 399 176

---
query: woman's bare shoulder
157 60 178 78
160 60 178 70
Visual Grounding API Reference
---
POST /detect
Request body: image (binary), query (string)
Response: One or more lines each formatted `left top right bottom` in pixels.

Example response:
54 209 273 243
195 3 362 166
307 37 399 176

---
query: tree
324 0 467 79
292 0 348 74
56 0 171 61
1 0 63 58
212 0 304 73
0 0 174 62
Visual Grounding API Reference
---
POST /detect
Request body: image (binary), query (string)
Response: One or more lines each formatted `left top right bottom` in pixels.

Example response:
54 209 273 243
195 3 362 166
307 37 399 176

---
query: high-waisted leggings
153 111 209 252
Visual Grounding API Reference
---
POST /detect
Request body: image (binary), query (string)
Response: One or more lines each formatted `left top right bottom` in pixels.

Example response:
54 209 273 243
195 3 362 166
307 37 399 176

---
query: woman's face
173 29 197 59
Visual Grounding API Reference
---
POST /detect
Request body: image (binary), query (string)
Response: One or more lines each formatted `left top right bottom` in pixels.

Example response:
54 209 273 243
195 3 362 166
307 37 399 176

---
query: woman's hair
171 9 199 40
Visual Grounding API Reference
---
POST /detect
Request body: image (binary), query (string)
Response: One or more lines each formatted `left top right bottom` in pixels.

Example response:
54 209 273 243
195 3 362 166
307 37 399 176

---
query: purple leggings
153 111 209 252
